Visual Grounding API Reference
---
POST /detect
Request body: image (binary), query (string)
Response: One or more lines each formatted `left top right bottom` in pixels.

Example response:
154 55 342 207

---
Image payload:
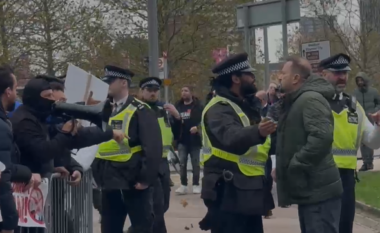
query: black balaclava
22 78 55 118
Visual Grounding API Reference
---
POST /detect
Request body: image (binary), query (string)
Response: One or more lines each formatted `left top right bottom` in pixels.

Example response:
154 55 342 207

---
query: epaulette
343 93 356 112
131 99 145 110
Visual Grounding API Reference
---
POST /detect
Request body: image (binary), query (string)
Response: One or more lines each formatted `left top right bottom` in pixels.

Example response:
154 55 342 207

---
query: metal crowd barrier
18 170 93 233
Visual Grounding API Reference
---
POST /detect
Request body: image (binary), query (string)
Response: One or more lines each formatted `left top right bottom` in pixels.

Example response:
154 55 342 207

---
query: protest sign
0 178 49 228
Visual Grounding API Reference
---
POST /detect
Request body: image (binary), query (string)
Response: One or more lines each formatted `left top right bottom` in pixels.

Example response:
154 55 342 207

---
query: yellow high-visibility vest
332 102 365 169
157 107 174 158
96 100 147 162
200 95 271 176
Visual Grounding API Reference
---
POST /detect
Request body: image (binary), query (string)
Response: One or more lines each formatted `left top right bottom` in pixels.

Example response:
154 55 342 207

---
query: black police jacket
92 96 162 190
201 87 269 215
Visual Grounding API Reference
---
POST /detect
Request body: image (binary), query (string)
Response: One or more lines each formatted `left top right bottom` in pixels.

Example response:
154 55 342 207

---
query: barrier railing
18 170 93 233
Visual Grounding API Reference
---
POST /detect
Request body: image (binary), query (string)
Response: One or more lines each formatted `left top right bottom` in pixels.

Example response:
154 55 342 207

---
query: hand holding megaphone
62 120 79 135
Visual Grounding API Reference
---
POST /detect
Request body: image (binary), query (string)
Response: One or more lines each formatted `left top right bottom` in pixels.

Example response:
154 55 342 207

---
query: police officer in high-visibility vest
319 54 380 233
92 65 163 233
126 77 179 233
199 53 277 233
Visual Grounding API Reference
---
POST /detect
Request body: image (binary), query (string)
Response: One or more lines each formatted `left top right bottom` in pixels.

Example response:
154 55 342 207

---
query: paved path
92 174 375 233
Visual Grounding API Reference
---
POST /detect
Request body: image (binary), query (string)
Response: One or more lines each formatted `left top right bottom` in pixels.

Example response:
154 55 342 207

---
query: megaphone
51 100 113 132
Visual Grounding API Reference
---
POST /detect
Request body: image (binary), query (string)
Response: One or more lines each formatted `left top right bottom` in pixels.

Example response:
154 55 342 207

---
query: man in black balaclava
10 76 78 178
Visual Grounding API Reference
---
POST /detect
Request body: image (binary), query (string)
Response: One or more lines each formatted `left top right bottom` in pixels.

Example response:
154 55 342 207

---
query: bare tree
0 0 32 66
19 0 107 75
107 0 253 97
302 0 380 86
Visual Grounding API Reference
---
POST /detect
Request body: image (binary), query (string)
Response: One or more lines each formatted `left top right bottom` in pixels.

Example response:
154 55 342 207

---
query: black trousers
210 211 263 233
101 188 154 233
339 169 356 233
264 157 275 213
128 162 171 233
152 160 171 233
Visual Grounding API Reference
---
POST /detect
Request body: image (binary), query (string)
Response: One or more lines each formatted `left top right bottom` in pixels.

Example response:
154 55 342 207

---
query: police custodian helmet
101 65 134 84
212 52 256 78
318 53 351 72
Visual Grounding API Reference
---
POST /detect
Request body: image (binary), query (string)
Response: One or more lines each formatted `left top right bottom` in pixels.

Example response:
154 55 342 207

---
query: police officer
126 77 179 233
199 53 276 233
92 65 163 233
319 53 380 233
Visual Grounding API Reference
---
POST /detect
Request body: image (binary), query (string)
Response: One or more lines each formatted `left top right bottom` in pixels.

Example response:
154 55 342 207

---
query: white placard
64 64 109 105
301 40 331 73
0 179 49 228
64 64 109 168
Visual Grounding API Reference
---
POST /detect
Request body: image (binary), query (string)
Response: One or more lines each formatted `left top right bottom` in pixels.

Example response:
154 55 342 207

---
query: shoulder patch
131 99 145 110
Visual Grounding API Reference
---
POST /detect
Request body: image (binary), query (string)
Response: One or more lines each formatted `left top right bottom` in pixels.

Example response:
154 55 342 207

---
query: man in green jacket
273 56 343 233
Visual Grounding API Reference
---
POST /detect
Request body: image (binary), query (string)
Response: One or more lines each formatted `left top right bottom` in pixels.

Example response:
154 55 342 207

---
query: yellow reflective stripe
98 146 142 157
212 148 265 167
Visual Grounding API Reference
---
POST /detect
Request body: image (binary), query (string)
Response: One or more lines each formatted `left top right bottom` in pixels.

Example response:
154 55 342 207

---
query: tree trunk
42 0 54 75
0 2 9 62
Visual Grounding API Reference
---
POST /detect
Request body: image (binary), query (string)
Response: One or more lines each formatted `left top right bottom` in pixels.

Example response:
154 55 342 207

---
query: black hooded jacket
172 97 203 148
0 103 32 230
10 78 74 176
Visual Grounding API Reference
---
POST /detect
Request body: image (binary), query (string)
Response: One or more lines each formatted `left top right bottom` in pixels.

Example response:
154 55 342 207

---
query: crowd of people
0 50 379 233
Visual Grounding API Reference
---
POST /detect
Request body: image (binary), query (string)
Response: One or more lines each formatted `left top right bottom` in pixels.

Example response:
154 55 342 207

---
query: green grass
355 171 380 209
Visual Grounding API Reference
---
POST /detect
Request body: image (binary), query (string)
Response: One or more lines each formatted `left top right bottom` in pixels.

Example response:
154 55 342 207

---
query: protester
173 85 203 195
6 100 21 118
255 90 268 116
11 77 79 176
267 81 279 105
0 65 35 233
199 53 275 233
319 53 380 233
93 65 162 233
352 71 380 171
274 56 342 233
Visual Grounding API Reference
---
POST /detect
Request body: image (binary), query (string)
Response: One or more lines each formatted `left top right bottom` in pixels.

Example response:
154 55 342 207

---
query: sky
255 0 360 63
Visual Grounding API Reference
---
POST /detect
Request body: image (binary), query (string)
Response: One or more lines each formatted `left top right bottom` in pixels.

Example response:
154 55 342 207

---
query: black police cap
318 53 351 72
211 52 256 77
102 65 134 83
139 77 162 89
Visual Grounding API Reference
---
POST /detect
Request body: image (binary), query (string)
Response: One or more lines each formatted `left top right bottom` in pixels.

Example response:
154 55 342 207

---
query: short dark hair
0 64 15 94
50 82 65 91
182 85 194 92
286 56 311 80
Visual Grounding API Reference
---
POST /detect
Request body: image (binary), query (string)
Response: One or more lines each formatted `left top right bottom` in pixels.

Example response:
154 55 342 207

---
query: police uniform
199 53 270 233
92 66 163 233
319 54 380 233
129 77 172 233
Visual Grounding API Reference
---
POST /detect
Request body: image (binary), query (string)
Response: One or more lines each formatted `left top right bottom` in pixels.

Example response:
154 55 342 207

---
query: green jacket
276 75 343 206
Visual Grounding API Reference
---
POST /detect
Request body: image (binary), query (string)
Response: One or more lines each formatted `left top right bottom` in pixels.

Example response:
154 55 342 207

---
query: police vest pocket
220 173 265 216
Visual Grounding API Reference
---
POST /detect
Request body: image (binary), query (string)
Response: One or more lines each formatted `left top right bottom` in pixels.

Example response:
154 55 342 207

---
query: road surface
92 173 376 233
